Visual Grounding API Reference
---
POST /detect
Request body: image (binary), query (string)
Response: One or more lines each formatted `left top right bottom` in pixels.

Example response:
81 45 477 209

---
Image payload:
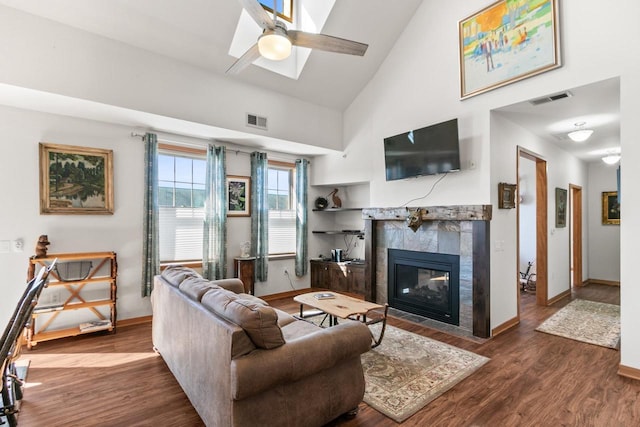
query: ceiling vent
246 113 268 130
529 91 573 106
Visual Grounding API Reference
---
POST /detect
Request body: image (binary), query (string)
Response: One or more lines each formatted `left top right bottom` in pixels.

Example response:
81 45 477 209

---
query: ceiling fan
227 0 368 74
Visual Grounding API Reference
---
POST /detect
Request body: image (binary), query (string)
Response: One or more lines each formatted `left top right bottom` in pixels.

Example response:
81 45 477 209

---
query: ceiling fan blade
238 0 274 29
226 43 262 74
289 31 368 56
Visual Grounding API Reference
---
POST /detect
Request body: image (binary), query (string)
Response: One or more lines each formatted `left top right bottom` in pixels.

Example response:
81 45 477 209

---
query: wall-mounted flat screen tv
384 118 461 181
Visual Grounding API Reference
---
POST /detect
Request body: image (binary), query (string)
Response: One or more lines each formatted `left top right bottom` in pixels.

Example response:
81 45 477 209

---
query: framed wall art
227 175 251 217
459 0 561 99
602 191 620 225
555 187 567 228
498 182 517 209
39 142 114 215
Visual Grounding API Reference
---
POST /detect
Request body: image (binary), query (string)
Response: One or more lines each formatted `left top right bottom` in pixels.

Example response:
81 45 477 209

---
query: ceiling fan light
567 129 593 142
602 154 621 165
258 32 292 61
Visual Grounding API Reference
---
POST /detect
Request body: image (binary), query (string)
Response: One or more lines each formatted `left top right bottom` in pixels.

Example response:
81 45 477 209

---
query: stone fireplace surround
361 205 492 338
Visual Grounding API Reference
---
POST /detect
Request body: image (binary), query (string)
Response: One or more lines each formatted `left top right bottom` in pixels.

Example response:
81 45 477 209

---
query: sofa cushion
202 288 285 349
237 293 267 306
179 277 221 302
161 266 200 287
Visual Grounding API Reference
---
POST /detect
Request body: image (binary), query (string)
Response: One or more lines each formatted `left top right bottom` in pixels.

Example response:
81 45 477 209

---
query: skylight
259 0 293 23
229 0 337 79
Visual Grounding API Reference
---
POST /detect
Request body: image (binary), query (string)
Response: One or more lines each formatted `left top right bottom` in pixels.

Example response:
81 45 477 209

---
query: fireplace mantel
362 205 492 222
362 204 492 338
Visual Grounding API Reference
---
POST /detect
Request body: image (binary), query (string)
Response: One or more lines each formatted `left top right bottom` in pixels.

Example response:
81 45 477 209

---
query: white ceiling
0 0 423 110
0 1 621 162
494 77 621 163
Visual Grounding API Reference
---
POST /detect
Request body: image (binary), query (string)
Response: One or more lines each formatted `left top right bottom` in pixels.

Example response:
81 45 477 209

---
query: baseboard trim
117 315 152 327
585 279 620 287
618 364 640 381
492 316 519 337
548 289 571 305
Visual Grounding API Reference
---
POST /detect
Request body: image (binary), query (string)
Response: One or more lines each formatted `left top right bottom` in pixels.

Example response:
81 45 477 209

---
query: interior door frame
569 184 583 287
517 147 548 308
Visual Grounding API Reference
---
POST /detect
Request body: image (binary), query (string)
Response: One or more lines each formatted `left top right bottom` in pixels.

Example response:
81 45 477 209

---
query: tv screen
384 118 460 181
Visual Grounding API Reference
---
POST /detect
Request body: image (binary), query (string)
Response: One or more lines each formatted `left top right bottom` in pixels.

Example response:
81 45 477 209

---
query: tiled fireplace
362 206 492 338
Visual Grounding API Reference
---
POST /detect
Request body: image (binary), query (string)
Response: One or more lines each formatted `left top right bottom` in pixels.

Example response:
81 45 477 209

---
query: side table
234 257 255 295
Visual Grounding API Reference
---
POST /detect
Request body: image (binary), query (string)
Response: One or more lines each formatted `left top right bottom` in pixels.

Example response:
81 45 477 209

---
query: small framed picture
498 182 516 209
555 187 567 228
39 142 114 215
226 175 250 217
602 191 620 225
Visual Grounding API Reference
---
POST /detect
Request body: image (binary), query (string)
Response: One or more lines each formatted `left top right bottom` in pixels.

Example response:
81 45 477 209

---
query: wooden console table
234 257 255 295
26 251 117 348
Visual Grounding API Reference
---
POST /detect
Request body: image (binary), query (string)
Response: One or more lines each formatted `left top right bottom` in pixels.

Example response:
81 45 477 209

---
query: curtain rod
130 131 308 163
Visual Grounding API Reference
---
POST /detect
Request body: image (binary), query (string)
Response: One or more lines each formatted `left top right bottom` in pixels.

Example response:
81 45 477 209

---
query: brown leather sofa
152 266 372 427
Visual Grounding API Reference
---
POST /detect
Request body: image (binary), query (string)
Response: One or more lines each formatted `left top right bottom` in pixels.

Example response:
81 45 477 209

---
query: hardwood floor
17 284 638 426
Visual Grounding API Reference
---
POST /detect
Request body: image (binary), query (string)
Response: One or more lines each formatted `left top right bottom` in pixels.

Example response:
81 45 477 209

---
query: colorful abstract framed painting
39 142 114 215
459 0 561 99
226 175 251 217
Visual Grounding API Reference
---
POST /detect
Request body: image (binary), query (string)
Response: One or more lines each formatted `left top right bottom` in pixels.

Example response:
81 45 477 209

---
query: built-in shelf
312 207 362 212
312 230 364 236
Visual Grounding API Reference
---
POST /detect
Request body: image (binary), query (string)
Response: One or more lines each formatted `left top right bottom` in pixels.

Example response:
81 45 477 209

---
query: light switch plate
0 240 11 253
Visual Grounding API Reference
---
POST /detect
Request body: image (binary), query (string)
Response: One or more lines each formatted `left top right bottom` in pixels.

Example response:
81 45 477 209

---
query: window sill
160 261 202 271
268 253 295 261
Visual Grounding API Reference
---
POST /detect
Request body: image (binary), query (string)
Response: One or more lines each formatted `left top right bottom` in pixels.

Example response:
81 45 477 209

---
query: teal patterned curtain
203 145 227 280
142 132 159 297
295 159 309 277
251 152 269 281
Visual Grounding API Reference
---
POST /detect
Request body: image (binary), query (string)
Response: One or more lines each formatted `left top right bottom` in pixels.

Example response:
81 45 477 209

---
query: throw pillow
202 288 285 349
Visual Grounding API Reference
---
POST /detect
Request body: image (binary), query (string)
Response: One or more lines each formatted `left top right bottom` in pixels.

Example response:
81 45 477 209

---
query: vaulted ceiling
0 0 423 110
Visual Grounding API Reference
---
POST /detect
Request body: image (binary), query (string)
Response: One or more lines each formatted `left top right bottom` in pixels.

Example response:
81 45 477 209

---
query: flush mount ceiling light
602 153 621 165
567 121 594 142
257 21 292 61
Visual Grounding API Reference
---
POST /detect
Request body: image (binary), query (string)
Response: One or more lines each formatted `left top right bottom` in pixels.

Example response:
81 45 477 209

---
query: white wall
0 105 323 327
587 161 620 282
3 0 640 369
321 0 623 336
518 157 536 272
0 5 342 152
0 106 147 328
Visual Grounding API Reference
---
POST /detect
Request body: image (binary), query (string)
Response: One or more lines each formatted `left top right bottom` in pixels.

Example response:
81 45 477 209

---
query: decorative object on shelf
314 196 329 210
54 260 93 281
39 143 114 215
34 234 50 257
555 187 567 228
459 0 561 99
226 175 251 217
240 241 251 258
406 208 423 232
602 191 620 225
327 188 342 208
498 183 517 209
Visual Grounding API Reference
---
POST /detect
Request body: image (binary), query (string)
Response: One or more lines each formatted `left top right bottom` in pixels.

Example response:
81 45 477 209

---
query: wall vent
246 113 268 130
529 91 573 106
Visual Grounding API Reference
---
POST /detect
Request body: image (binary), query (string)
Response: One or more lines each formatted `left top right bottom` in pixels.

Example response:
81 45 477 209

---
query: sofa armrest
230 321 371 400
210 278 245 294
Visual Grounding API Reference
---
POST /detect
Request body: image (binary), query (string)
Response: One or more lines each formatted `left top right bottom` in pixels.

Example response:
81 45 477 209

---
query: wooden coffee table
294 291 388 347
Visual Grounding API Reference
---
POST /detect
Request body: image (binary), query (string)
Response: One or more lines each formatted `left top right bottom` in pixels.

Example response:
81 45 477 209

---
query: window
259 0 293 23
268 162 296 254
158 148 206 262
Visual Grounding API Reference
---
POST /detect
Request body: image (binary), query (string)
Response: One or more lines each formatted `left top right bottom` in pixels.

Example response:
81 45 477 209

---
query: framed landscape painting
39 143 114 215
602 191 620 225
459 0 561 99
227 175 250 217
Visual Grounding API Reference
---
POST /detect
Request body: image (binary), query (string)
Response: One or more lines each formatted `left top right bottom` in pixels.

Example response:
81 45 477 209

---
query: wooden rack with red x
26 251 117 349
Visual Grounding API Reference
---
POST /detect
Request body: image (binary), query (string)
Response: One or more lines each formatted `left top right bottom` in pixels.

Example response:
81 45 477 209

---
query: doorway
517 147 548 314
569 184 583 288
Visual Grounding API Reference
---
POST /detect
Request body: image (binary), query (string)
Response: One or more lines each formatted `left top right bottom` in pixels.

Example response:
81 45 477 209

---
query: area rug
361 324 489 423
535 299 620 349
